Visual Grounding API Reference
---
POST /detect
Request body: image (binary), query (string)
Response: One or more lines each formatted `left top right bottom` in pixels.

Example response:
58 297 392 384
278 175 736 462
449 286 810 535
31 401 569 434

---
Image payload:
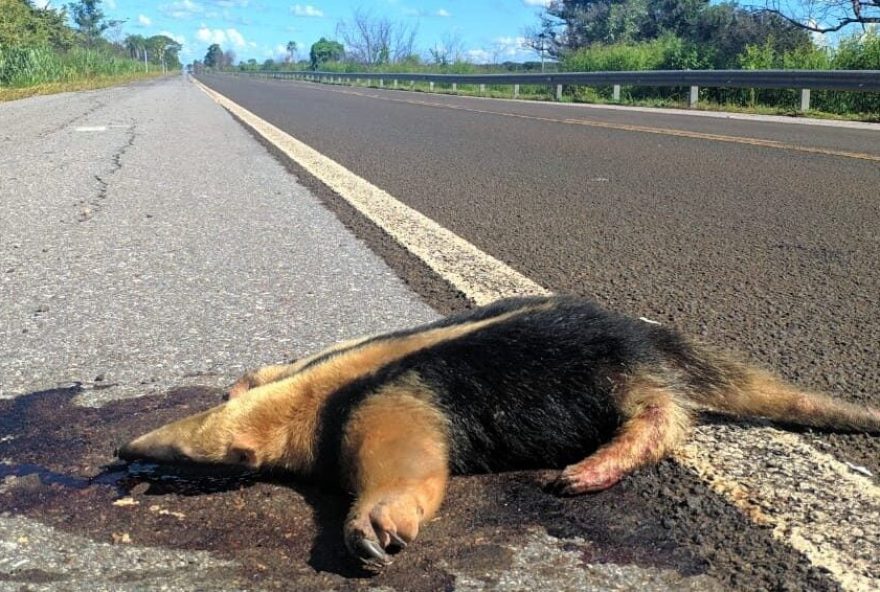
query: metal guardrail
219 69 880 111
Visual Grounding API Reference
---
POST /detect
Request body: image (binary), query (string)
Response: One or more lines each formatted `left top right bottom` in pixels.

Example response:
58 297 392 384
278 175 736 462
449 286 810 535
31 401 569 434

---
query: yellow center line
290 81 880 163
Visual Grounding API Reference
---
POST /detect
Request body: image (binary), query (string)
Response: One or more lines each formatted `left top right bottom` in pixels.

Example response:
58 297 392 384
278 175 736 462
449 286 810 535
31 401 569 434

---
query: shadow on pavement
0 386 839 591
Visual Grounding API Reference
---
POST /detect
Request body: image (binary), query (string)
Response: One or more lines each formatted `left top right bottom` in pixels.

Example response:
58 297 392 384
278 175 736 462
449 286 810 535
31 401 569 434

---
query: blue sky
55 0 554 64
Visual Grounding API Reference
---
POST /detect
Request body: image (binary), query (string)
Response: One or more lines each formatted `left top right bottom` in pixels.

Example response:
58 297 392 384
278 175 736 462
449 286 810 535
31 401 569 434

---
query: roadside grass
0 46 172 102
0 70 166 102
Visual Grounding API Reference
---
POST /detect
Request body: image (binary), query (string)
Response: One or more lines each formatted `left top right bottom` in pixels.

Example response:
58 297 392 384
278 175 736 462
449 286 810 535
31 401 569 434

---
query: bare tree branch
757 1 880 33
335 8 419 65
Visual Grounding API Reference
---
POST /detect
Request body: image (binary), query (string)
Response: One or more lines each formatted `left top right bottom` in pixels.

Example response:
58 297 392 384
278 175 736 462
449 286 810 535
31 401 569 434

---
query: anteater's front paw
344 493 422 571
548 460 622 495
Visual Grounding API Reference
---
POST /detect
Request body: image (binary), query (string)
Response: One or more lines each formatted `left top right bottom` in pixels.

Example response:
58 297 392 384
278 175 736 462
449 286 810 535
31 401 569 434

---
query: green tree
530 0 810 68
309 37 344 69
147 35 182 70
286 40 297 63
528 1 707 56
67 0 116 48
204 43 223 68
0 0 75 49
124 33 145 60
689 3 809 68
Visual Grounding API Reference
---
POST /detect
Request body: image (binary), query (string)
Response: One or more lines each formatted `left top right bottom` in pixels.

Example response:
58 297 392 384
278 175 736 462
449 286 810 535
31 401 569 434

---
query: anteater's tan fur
118 296 880 570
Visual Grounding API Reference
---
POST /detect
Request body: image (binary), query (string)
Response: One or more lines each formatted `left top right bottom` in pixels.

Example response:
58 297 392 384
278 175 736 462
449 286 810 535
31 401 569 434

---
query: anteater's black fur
315 296 729 478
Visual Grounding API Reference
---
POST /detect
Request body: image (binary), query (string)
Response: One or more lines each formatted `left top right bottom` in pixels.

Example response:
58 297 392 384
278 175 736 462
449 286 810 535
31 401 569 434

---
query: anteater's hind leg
552 376 692 495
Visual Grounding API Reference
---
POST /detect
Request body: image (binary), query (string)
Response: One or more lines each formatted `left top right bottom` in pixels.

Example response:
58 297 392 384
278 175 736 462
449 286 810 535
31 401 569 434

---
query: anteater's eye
229 446 254 466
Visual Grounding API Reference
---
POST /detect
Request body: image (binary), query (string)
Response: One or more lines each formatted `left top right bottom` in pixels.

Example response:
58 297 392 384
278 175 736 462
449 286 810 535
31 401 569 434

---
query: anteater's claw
388 531 408 549
356 538 390 570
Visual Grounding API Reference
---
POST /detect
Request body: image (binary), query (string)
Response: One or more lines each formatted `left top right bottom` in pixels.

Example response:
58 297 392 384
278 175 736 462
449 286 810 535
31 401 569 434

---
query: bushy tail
683 347 880 434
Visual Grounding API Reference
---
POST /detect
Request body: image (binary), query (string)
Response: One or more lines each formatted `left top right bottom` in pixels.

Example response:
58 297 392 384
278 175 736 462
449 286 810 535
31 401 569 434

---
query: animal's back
372 296 691 473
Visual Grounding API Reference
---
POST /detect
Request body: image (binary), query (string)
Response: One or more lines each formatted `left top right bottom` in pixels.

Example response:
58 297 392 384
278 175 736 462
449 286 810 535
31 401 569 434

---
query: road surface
1 74 878 591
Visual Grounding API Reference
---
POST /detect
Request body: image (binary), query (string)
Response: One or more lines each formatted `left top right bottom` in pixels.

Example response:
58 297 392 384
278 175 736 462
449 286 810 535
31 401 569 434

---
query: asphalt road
197 72 880 463
1 75 878 591
0 76 436 590
194 73 880 589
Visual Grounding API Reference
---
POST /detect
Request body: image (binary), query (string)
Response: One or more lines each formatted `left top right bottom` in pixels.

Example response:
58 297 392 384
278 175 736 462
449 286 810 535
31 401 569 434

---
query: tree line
1 0 181 89
195 2 876 75
524 0 879 70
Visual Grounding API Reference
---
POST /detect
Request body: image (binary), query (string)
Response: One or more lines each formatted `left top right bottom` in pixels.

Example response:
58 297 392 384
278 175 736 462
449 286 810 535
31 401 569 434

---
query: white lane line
193 78 880 591
682 426 880 591
74 126 107 132
194 79 547 306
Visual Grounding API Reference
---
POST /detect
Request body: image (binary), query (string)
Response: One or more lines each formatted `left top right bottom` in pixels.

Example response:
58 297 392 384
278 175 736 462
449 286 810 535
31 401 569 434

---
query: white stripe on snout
193 78 880 591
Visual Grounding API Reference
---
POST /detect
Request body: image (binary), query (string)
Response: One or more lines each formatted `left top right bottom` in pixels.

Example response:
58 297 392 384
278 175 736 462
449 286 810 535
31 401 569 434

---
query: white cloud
196 26 226 44
160 31 187 45
523 0 551 6
291 4 324 18
436 9 451 18
468 37 532 64
162 0 204 20
466 49 491 63
137 14 152 27
196 26 247 48
105 0 117 9
495 36 529 54
226 28 246 48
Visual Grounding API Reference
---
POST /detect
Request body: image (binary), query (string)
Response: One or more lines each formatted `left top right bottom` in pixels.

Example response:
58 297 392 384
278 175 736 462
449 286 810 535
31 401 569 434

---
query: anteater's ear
226 376 254 400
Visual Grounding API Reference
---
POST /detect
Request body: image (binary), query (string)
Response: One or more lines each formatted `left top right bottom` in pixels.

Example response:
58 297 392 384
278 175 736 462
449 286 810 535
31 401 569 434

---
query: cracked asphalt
0 75 435 405
0 76 436 590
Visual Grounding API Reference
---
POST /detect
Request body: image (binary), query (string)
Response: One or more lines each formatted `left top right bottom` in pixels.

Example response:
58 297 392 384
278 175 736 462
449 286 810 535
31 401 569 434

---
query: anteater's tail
680 345 880 434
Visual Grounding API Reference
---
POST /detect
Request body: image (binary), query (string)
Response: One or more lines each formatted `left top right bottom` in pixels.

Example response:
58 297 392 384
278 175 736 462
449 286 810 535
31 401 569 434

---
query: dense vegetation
0 0 179 93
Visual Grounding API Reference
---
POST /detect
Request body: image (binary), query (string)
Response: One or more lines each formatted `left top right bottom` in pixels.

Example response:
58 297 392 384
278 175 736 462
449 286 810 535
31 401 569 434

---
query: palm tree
286 40 298 63
125 34 145 60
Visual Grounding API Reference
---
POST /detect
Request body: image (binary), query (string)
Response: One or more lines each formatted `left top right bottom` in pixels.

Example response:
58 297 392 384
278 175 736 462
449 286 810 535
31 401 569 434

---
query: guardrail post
394 79 398 89
613 84 621 102
689 85 699 108
556 84 563 101
514 84 520 98
480 83 485 94
800 88 811 112
452 82 457 93
379 78 383 88
430 81 434 92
